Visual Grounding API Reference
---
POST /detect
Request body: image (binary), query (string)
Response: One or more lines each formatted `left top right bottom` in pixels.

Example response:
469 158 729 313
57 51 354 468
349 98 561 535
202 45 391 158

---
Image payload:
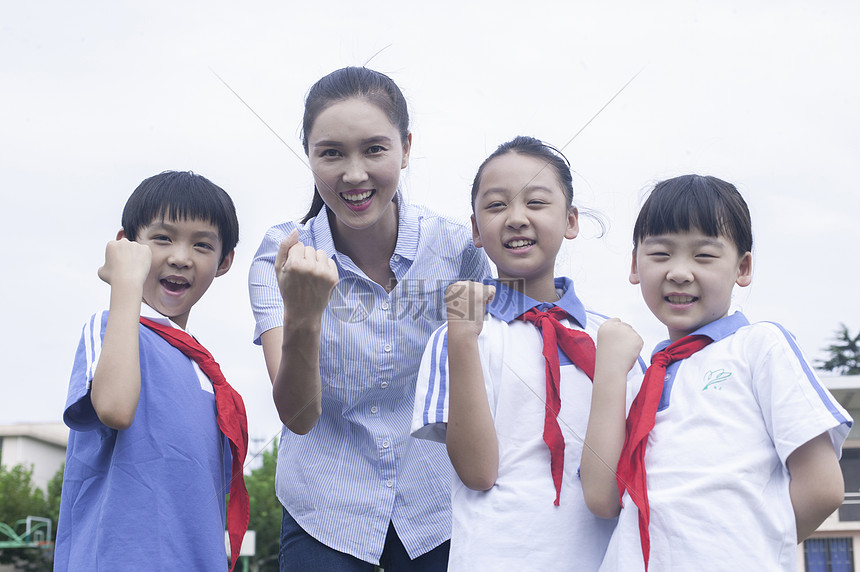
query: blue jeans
278 508 450 571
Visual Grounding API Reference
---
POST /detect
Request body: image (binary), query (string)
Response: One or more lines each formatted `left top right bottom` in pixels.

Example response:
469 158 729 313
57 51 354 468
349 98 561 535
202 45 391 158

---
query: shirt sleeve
412 324 451 443
63 312 108 432
248 224 293 345
460 239 491 282
754 322 852 463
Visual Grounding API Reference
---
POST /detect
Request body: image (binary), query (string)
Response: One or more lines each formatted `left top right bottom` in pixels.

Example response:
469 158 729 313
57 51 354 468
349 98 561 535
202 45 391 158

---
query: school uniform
600 312 852 572
56 304 231 571
412 278 643 571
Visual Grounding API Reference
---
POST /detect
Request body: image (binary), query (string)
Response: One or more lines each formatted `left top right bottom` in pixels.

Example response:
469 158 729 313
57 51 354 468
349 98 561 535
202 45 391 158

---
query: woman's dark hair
633 174 752 254
470 135 575 214
121 170 239 262
299 66 410 224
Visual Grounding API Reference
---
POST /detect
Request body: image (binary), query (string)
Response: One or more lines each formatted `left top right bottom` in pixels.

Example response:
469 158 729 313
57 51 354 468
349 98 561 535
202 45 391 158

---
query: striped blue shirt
248 193 490 563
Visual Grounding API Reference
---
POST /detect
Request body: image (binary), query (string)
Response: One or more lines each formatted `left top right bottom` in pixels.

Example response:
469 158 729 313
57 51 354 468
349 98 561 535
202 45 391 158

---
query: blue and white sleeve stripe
768 321 852 427
84 311 106 387
423 324 450 426
412 324 451 443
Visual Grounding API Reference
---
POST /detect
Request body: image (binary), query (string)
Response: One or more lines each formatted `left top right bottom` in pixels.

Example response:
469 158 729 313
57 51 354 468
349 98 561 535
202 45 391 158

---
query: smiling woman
306 98 410 262
247 66 490 571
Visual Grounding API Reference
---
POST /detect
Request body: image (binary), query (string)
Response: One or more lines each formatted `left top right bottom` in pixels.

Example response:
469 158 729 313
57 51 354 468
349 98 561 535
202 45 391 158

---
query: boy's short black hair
633 174 752 255
121 171 239 262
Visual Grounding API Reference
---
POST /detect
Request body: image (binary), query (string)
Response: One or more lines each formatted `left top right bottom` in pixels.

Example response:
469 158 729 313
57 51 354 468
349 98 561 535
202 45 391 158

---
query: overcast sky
3 1 859 465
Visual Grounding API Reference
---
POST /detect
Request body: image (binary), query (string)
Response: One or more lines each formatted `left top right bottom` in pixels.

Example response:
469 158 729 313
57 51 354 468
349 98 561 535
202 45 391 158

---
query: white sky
2 1 859 463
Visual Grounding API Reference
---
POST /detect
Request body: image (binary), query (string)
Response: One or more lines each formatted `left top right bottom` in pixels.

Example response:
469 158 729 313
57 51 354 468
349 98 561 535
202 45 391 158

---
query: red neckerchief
517 306 595 505
616 334 712 571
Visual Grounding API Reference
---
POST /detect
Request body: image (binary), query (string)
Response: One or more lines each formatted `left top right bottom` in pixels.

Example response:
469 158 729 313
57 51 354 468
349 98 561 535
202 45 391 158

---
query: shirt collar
393 193 419 262
310 191 417 262
308 203 339 259
653 311 750 353
484 276 587 327
140 302 188 332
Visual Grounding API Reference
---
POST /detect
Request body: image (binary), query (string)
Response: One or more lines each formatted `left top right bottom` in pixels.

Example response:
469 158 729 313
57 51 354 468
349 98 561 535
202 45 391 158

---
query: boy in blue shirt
56 171 248 571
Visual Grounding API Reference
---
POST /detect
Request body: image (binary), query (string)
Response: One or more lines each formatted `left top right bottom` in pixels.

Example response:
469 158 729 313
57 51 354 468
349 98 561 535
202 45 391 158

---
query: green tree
0 463 63 571
44 464 64 540
818 324 860 375
245 441 281 571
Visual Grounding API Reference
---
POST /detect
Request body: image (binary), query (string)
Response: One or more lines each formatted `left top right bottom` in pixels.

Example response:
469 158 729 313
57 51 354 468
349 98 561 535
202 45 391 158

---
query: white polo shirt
413 278 644 571
600 312 852 572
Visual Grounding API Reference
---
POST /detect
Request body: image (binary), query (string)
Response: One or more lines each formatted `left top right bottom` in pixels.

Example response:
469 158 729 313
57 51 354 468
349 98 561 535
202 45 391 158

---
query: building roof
822 375 860 391
0 422 69 448
822 375 860 410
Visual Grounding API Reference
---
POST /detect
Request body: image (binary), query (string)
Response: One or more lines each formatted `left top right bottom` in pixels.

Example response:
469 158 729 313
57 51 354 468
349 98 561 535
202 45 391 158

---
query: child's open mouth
161 278 190 293
505 239 535 250
666 294 697 304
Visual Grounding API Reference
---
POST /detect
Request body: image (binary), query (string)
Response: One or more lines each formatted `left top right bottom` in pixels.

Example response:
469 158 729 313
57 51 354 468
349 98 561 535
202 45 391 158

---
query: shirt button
381 301 390 310
380 381 389 389
371 406 378 414
386 480 394 488
382 440 390 448
393 254 401 262
383 344 392 352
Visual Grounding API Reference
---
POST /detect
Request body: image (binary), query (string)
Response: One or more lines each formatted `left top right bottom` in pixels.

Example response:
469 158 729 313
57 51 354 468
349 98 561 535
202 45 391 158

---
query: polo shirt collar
653 311 750 353
140 302 187 332
485 276 587 328
309 191 417 262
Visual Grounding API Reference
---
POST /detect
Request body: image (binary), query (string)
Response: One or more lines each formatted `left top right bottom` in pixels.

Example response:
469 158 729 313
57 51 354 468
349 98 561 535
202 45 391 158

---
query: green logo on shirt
702 369 732 391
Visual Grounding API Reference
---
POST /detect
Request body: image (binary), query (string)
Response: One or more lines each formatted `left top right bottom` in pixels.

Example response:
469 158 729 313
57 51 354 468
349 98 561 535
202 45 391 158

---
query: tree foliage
245 440 281 571
0 463 63 571
818 324 860 375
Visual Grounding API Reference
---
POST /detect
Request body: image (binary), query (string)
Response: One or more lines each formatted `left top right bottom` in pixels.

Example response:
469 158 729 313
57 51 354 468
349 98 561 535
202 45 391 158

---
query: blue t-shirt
55 308 231 571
